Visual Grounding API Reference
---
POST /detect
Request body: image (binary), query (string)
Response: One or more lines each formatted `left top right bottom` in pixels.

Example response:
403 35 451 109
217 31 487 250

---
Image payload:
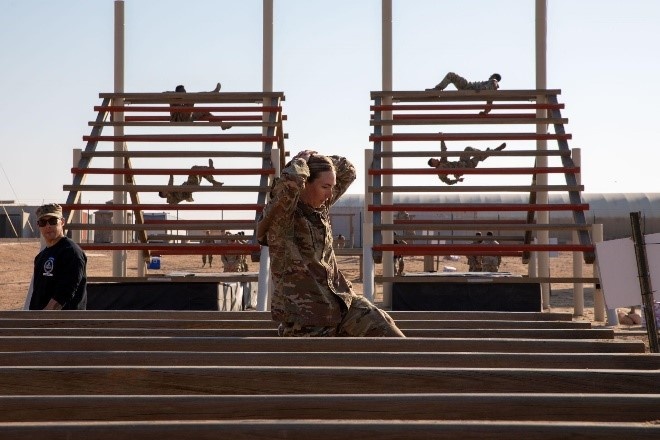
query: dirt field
0 237 603 319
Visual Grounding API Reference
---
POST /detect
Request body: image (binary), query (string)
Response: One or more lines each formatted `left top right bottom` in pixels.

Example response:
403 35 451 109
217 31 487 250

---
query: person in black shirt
29 203 87 310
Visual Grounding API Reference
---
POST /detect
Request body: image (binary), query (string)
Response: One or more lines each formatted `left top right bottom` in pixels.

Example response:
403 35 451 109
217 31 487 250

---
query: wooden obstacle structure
61 90 286 286
0 309 658 438
367 89 598 300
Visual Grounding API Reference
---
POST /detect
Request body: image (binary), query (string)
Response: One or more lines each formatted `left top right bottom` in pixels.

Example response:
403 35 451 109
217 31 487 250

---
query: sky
1 0 659 210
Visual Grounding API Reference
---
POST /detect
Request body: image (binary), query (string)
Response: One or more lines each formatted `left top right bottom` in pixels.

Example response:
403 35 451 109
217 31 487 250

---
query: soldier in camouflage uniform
221 232 246 273
428 72 501 92
428 138 506 185
426 72 501 114
158 159 224 204
257 150 405 337
481 231 502 272
168 83 232 130
467 232 483 272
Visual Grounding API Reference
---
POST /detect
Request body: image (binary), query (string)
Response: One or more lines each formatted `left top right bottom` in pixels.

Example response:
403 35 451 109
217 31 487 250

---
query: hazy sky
1 0 658 209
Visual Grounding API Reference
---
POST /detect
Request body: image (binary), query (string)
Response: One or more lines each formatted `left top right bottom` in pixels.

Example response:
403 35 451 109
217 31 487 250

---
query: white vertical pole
363 149 375 301
381 0 394 307
112 0 126 277
71 149 82 243
572 148 584 316
263 0 273 93
535 0 550 307
592 224 606 322
257 0 275 312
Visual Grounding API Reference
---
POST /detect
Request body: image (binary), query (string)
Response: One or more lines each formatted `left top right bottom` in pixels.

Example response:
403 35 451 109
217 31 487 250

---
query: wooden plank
1 420 658 440
99 91 286 102
0 310 576 321
82 134 279 143
370 133 572 142
369 185 585 193
0 328 614 339
0 337 644 353
368 203 589 212
62 184 269 192
67 220 255 230
3 351 657 369
377 222 592 231
71 168 275 176
81 150 271 158
372 117 569 125
0 366 657 395
0 394 658 423
375 275 599 284
371 89 563 99
0 318 590 329
369 167 580 175
375 149 571 158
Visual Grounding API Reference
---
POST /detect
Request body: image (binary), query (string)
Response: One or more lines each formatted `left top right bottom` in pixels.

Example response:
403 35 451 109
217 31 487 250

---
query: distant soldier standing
481 231 502 272
467 232 483 272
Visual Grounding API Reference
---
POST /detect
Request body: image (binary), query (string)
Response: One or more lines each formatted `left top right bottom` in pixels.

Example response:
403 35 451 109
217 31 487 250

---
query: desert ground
0 237 624 319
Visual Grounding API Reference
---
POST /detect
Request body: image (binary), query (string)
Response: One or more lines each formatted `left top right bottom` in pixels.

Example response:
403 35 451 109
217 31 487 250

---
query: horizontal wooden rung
369 167 579 175
373 243 595 254
66 221 255 231
372 117 569 125
94 105 282 113
371 103 566 111
77 243 260 252
375 276 600 284
371 89 563 100
368 203 589 212
369 185 585 193
62 184 270 192
62 203 264 211
374 150 571 158
80 151 271 158
99 91 285 102
82 134 279 142
71 167 275 176
377 223 592 231
370 133 572 142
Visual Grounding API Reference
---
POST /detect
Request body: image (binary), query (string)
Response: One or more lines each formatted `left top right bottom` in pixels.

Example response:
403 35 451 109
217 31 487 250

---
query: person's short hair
489 73 501 82
428 158 436 167
36 203 63 219
307 154 335 183
175 85 186 92
486 231 494 236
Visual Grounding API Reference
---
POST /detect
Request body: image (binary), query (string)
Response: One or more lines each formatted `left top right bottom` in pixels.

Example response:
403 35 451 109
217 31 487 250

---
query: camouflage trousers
278 296 405 337
435 72 469 90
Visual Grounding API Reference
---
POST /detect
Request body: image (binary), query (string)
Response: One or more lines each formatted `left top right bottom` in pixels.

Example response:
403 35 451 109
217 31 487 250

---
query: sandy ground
4 237 654 349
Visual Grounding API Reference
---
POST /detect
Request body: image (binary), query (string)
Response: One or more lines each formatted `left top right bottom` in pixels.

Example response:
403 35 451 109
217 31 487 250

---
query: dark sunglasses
37 217 61 227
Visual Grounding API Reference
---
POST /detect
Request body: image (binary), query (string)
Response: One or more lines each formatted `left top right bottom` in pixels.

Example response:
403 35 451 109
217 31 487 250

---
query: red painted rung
369 204 589 212
63 204 264 211
369 167 579 176
143 219 254 225
95 105 282 113
390 113 537 120
71 168 275 176
374 243 594 254
83 134 279 142
394 219 529 225
78 243 260 253
370 133 572 142
124 115 286 122
371 103 565 111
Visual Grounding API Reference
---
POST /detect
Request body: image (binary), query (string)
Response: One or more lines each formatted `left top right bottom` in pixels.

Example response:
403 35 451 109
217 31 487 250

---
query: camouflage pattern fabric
278 296 404 337
258 155 404 337
467 255 483 272
435 72 499 91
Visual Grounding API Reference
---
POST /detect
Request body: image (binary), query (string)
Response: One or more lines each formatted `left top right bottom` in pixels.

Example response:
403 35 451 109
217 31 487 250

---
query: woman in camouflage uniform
257 150 404 337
